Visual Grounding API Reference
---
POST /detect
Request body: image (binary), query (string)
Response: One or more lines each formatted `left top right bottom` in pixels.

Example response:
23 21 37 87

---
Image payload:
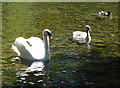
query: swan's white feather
73 31 87 43
12 37 45 60
12 45 20 56
73 31 87 39
27 37 45 60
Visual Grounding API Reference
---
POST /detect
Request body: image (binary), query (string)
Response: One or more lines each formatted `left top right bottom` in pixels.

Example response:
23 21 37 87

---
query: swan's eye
47 32 52 36
47 32 52 39
86 27 91 30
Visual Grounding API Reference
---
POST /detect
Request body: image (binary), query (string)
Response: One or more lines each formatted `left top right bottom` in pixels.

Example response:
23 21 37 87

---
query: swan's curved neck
87 30 90 38
43 33 50 60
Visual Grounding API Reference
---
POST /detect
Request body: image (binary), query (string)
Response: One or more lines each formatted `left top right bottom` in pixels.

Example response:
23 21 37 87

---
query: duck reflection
16 58 50 87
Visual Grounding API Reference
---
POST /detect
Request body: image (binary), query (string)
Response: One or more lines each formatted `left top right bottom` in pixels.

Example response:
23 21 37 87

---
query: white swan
12 29 52 61
73 25 91 44
99 11 111 17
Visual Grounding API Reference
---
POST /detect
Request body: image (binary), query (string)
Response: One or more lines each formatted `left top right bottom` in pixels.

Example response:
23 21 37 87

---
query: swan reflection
16 58 50 87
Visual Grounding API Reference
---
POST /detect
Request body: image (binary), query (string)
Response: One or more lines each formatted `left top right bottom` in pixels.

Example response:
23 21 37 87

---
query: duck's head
107 11 111 16
85 25 91 31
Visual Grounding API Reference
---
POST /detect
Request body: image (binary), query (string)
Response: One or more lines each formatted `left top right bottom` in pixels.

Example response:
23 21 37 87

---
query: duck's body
12 29 52 61
73 25 91 44
99 11 111 17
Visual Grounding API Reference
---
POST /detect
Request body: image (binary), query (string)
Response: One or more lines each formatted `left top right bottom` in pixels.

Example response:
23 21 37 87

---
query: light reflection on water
15 58 50 87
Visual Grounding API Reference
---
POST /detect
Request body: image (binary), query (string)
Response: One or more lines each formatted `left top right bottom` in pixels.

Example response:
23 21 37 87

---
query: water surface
2 2 119 87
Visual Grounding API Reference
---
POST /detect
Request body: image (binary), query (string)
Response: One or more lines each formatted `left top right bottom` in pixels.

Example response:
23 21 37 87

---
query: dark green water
2 2 120 88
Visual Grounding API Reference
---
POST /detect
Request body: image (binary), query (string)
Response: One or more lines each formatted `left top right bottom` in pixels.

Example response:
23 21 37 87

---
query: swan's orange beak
49 36 53 39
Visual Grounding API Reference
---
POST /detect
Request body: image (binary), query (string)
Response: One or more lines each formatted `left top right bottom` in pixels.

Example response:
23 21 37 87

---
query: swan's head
85 25 91 31
43 29 52 39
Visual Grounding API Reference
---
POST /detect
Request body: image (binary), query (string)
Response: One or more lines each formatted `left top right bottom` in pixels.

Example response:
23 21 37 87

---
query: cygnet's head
85 25 91 31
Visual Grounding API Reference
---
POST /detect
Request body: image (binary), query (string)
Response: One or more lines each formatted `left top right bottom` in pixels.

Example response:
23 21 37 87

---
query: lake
2 2 119 87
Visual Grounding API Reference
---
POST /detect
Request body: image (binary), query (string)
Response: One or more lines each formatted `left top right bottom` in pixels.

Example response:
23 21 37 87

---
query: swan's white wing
26 37 45 60
12 45 20 56
73 31 87 43
13 37 45 60
13 37 33 60
73 31 87 39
